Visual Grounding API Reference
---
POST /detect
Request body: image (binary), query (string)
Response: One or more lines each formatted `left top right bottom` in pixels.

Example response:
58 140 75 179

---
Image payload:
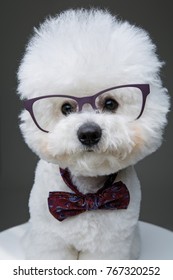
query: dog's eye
61 103 74 115
103 98 118 112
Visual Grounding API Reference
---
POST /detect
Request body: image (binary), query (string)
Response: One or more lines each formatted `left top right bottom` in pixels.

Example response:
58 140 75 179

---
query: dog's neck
70 173 108 194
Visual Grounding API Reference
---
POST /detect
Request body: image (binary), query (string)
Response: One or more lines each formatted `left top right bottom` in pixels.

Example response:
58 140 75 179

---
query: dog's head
18 9 170 176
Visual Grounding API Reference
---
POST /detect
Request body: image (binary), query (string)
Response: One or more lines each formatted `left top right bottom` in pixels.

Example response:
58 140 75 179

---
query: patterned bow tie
48 168 130 221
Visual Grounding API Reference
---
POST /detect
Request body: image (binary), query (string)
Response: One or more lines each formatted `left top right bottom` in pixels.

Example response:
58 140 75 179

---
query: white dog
17 9 169 259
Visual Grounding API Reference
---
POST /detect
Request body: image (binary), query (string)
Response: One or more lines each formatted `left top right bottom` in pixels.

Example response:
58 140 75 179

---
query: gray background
1 0 172 232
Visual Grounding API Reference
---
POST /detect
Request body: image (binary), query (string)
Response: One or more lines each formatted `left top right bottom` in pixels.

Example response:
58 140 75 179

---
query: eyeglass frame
23 84 150 133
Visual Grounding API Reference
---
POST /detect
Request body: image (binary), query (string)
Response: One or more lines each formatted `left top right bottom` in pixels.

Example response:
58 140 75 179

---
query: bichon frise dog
17 9 170 259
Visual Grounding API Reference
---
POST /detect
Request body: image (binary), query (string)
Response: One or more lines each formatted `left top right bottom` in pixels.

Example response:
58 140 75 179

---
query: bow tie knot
70 193 100 210
48 168 130 221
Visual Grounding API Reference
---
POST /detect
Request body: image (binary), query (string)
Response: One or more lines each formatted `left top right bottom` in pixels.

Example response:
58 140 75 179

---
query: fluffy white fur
17 9 169 259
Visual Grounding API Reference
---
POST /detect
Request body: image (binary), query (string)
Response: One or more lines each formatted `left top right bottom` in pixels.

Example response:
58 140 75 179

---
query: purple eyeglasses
24 84 150 133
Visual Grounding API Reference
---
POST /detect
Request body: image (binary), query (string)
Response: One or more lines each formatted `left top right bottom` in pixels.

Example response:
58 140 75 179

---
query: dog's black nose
77 122 102 146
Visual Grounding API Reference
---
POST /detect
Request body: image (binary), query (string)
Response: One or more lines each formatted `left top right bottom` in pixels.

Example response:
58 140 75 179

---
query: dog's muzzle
77 122 102 146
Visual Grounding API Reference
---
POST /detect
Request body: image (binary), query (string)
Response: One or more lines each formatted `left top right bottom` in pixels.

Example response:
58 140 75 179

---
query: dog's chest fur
29 160 141 253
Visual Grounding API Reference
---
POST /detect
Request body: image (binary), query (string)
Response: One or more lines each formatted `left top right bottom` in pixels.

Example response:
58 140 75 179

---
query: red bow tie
48 168 130 221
